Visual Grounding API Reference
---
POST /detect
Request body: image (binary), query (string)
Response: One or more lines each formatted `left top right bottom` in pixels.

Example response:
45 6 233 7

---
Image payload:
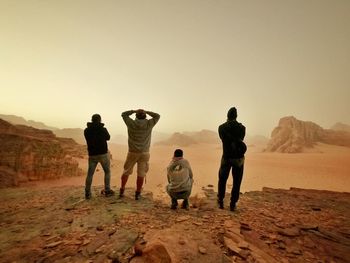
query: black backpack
231 139 247 158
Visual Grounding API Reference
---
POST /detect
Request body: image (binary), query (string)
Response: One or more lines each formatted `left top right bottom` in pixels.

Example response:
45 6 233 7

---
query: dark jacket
84 122 110 156
218 120 246 159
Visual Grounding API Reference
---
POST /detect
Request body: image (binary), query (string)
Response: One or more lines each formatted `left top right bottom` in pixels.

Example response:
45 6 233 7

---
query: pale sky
1 0 349 137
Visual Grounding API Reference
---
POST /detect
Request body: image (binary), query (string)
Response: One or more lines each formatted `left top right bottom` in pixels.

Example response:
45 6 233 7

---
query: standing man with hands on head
120 109 160 200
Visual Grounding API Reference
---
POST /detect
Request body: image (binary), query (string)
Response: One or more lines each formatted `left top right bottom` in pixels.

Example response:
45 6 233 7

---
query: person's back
217 107 246 211
167 158 193 193
84 114 114 199
122 110 160 153
219 119 246 159
166 149 193 210
84 121 110 156
120 109 160 200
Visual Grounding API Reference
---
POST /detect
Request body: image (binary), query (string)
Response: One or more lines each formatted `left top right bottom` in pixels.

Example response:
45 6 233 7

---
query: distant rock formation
155 129 219 147
183 129 220 144
245 135 269 147
265 116 350 153
331 122 350 133
155 132 197 147
0 119 85 187
0 114 85 144
54 128 86 144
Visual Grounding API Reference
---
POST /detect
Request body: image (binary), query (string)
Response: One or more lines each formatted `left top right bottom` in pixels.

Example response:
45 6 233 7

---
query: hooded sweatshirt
84 122 110 156
167 158 193 193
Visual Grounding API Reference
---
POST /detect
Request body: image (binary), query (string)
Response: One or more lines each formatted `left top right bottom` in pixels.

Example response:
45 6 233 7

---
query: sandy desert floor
32 142 350 199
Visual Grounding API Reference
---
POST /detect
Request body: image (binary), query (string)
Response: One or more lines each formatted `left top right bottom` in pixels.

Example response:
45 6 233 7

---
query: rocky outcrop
0 119 85 187
265 116 350 153
0 186 349 263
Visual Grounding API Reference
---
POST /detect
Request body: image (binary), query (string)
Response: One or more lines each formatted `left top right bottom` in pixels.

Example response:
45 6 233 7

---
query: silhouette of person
166 149 194 210
217 107 246 211
119 109 160 200
84 114 114 199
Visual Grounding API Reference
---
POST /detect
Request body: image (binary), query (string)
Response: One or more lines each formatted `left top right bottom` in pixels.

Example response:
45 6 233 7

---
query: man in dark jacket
218 107 246 211
84 114 114 199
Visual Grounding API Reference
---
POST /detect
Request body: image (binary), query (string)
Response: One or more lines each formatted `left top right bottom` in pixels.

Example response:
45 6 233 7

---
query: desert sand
32 142 350 199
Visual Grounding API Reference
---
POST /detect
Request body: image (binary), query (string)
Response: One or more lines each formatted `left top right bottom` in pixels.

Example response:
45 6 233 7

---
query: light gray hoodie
167 157 193 193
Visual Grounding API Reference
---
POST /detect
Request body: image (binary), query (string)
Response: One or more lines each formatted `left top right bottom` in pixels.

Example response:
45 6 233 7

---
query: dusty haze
1 0 350 137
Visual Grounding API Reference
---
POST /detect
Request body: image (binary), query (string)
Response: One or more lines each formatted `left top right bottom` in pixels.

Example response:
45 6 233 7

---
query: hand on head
135 109 146 119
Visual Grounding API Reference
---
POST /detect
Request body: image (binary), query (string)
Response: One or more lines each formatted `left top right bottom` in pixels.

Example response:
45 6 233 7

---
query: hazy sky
1 0 349 137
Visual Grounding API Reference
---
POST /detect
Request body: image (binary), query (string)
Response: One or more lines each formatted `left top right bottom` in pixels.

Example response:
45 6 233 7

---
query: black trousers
217 157 244 205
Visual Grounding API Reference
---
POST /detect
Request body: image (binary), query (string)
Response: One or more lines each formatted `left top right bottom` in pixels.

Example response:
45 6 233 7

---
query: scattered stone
176 216 190 223
238 249 250 259
45 241 63 248
198 246 207 254
108 229 117 236
45 235 59 242
178 237 186 245
134 243 144 256
96 225 104 231
82 239 91 246
225 228 244 243
224 237 241 255
130 242 171 263
240 222 252 231
286 245 302 255
238 241 249 249
298 224 318 231
277 227 300 237
108 250 121 261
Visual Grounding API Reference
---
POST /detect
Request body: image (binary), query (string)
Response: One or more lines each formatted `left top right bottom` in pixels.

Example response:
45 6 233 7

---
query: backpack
231 140 247 158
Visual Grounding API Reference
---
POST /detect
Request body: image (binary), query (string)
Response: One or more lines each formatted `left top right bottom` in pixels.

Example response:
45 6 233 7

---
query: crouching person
166 149 193 210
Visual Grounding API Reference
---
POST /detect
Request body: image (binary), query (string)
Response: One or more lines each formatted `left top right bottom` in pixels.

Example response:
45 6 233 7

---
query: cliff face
0 119 85 187
265 116 350 153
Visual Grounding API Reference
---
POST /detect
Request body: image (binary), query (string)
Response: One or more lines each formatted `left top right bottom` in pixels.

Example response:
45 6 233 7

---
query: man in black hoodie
217 107 246 211
84 114 114 199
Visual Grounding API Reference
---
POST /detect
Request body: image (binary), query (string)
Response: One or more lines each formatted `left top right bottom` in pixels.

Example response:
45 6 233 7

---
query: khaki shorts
122 152 150 178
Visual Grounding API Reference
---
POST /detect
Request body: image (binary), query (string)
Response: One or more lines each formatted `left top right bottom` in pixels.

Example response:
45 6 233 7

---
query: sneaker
181 199 189 210
119 188 125 198
230 203 236 212
135 191 141 200
105 189 115 197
